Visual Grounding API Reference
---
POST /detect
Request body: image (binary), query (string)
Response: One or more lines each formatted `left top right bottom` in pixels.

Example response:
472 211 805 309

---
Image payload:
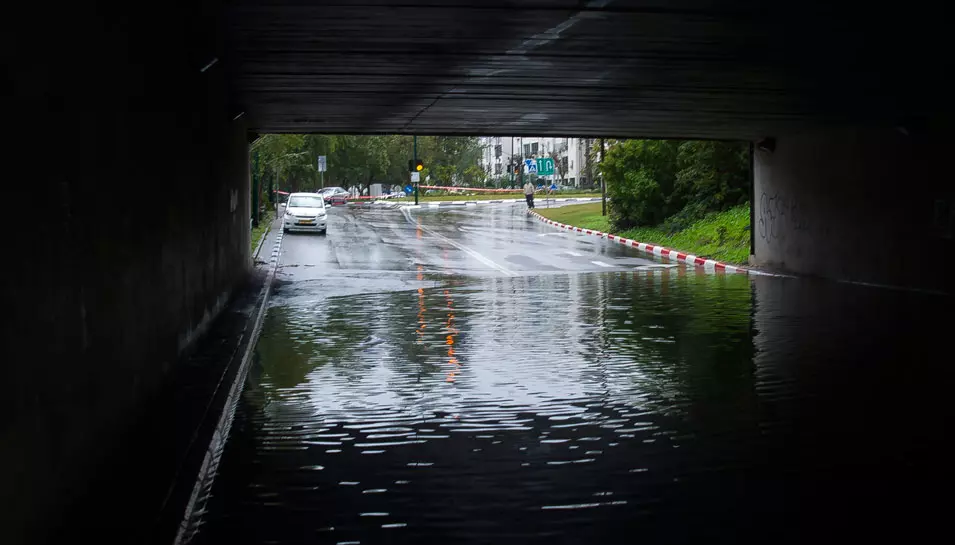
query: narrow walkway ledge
52 219 286 545
528 209 751 275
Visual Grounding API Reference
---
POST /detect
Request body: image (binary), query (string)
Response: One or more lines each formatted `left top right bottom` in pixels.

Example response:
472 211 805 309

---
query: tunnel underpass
3 1 953 544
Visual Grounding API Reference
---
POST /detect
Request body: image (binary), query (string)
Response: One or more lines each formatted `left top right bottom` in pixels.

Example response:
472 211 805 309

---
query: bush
672 141 750 213
600 139 749 231
607 169 666 230
661 201 708 234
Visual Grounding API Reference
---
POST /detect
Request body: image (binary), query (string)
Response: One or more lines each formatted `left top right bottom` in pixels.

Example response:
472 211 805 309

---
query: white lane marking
537 232 565 237
591 260 612 268
402 208 517 277
564 251 583 257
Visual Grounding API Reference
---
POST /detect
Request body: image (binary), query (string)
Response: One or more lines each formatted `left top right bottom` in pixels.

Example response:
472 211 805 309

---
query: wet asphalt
276 203 673 284
183 203 951 545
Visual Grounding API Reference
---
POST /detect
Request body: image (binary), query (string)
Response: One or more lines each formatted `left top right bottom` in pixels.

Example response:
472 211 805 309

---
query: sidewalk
254 212 283 263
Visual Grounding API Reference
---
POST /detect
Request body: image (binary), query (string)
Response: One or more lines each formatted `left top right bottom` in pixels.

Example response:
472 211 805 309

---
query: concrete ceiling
225 0 944 139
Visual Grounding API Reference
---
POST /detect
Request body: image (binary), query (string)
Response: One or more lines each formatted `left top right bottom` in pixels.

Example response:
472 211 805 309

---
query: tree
600 140 668 229
460 164 488 186
303 134 338 189
252 134 312 194
329 135 392 195
418 136 482 186
249 134 486 200
599 139 750 231
382 135 414 187
672 140 750 215
582 138 595 188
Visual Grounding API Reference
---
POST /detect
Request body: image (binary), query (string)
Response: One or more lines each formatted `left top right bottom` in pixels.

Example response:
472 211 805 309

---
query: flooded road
187 205 949 544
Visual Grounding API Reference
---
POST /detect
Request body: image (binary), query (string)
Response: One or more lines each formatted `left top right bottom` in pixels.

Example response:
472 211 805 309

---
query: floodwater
184 207 950 545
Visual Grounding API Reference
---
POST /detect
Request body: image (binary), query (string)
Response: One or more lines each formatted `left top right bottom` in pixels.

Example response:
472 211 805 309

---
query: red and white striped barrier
529 210 750 275
419 185 521 193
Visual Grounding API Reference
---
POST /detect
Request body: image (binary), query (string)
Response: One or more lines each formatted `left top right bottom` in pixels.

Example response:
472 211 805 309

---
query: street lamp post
251 150 260 228
413 135 419 206
600 138 607 216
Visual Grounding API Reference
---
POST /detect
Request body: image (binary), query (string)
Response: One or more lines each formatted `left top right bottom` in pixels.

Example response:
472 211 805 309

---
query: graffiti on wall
758 192 809 243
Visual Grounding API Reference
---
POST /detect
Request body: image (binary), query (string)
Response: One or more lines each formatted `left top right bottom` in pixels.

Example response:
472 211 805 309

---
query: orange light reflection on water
444 289 459 383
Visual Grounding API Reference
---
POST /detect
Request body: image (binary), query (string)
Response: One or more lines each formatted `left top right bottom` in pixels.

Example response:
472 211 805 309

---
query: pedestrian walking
524 180 536 209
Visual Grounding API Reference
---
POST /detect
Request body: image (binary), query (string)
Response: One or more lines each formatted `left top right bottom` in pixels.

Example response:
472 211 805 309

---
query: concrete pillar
752 127 954 292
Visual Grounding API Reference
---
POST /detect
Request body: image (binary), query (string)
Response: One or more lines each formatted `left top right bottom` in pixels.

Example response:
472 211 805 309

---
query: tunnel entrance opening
6 1 952 543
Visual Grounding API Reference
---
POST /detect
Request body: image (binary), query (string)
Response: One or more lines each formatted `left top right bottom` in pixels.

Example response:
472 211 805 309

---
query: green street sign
536 157 555 176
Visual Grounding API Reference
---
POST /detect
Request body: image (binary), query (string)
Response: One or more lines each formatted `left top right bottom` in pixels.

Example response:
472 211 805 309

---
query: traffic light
415 159 423 172
513 164 519 175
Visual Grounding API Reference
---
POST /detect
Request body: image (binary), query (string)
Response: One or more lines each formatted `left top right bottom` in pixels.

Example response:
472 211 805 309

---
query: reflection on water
189 271 949 545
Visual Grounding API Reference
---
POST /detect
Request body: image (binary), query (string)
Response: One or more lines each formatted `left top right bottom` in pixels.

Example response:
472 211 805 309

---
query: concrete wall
2 4 251 543
753 127 954 292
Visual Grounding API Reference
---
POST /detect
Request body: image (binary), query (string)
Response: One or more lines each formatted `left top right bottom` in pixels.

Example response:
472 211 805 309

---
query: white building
478 136 598 188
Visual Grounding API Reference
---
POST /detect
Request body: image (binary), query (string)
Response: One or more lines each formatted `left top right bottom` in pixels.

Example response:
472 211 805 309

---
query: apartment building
478 136 597 188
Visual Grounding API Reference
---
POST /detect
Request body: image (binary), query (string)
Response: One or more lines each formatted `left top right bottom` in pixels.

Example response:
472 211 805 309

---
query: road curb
396 196 602 210
174 229 285 544
528 210 750 275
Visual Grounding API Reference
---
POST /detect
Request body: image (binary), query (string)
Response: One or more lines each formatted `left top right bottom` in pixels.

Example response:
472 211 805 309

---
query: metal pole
252 150 260 227
518 136 523 191
510 136 515 188
519 161 526 208
748 142 755 259
600 138 607 216
413 135 419 206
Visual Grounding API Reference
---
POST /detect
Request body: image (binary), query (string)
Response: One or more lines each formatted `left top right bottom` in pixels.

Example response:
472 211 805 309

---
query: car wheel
320 229 327 236
283 228 289 234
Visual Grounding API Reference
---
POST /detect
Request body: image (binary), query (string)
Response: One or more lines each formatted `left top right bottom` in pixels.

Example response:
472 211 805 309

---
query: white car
320 186 350 204
283 193 327 234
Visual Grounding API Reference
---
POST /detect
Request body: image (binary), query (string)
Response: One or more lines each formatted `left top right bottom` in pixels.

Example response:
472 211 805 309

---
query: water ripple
189 271 947 545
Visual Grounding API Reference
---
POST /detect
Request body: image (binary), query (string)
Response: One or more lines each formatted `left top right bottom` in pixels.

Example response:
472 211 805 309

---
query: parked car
320 186 350 205
328 193 349 206
283 192 327 234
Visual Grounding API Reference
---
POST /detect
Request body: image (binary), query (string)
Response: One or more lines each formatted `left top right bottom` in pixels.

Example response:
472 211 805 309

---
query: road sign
317 155 327 172
524 158 537 174
536 157 555 176
411 171 420 183
405 185 413 194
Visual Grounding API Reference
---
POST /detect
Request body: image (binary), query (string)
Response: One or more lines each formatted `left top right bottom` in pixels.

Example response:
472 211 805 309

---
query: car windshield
287 196 324 208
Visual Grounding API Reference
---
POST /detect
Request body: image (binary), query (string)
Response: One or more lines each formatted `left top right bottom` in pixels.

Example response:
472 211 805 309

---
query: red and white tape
418 185 520 193
529 210 749 275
